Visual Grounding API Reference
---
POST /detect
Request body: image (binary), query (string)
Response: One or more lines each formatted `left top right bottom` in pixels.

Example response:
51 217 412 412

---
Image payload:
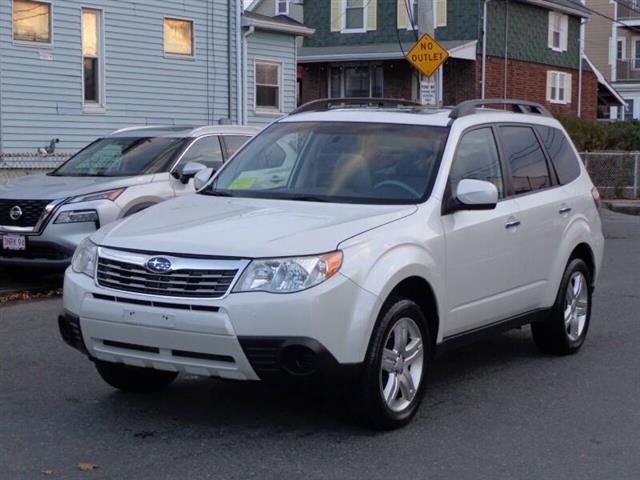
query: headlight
55 210 99 224
68 188 125 204
71 238 98 278
233 251 343 294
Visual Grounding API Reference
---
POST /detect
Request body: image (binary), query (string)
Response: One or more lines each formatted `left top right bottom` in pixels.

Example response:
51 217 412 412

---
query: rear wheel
531 258 592 355
95 361 178 393
351 298 430 430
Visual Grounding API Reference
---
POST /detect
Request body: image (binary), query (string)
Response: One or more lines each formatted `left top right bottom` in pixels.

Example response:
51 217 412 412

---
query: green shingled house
298 0 602 118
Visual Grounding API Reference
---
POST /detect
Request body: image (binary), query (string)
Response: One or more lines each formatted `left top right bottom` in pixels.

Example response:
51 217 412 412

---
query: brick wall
300 63 328 103
483 56 598 119
443 59 478 105
383 61 414 100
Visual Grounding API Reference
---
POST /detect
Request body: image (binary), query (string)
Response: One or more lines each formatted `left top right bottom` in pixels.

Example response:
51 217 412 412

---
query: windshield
204 122 448 204
51 136 188 177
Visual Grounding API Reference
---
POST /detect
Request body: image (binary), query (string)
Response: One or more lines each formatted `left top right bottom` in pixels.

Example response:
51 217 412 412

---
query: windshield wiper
280 194 329 203
203 189 234 197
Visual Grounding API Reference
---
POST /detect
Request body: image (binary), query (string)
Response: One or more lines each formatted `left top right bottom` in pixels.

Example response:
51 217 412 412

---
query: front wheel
531 258 592 355
351 298 431 430
95 361 178 393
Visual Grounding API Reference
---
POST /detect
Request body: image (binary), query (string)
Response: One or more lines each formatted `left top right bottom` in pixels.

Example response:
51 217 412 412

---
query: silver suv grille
96 248 247 299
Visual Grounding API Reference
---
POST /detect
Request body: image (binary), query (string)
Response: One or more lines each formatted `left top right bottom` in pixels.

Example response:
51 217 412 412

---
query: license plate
2 235 26 251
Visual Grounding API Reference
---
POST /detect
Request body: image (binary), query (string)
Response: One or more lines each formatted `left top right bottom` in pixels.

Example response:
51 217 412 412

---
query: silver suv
0 125 259 268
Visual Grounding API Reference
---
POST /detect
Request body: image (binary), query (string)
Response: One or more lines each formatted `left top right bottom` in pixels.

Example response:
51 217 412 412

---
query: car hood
93 194 417 258
0 173 154 200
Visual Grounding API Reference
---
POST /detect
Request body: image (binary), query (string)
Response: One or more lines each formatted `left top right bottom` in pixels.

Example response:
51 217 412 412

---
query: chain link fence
0 151 639 199
0 153 71 180
580 152 639 199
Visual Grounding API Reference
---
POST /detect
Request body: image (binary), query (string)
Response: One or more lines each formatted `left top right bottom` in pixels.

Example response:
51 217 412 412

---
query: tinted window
450 128 504 197
52 137 187 177
206 122 449 204
537 126 581 185
500 126 551 195
179 136 224 170
222 135 251 159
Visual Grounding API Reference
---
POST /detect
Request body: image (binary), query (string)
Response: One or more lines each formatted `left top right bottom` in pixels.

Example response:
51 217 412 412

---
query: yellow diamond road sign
405 33 449 78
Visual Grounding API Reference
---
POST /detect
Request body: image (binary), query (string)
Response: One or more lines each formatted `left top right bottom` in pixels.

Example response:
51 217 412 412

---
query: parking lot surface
1 209 639 480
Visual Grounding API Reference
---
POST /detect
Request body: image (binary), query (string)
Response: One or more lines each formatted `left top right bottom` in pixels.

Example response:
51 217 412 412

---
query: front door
441 126 522 336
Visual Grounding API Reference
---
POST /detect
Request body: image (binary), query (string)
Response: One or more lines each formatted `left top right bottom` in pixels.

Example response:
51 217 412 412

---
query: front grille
96 257 238 298
0 199 52 227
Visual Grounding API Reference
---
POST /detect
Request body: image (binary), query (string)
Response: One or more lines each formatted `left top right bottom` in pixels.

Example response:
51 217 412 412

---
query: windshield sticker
228 178 256 190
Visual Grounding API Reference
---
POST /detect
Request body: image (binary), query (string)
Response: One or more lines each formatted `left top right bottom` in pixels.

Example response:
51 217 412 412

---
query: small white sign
420 79 437 106
39 51 53 61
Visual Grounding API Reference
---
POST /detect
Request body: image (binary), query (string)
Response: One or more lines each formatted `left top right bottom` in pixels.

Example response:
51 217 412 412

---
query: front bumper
62 269 380 381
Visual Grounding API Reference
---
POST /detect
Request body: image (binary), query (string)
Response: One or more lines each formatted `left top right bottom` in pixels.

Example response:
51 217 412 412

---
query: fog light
55 210 99 224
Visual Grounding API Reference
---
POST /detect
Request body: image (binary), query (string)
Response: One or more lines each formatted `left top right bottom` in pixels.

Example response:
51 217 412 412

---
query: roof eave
241 15 315 36
519 0 590 18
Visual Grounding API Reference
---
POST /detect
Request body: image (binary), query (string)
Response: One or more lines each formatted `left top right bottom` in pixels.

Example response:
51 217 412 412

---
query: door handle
559 207 572 215
505 220 521 229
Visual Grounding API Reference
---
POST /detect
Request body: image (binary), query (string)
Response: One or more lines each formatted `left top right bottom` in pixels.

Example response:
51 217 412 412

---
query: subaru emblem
9 206 22 221
146 257 172 273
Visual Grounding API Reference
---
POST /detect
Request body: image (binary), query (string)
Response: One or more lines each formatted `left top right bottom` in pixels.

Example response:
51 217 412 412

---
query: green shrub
558 116 640 152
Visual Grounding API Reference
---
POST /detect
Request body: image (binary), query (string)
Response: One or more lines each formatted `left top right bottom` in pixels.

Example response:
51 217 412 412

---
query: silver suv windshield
204 122 448 204
50 136 188 177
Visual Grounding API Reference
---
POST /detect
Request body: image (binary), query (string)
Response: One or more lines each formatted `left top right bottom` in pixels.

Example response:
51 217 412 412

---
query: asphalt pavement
1 209 639 480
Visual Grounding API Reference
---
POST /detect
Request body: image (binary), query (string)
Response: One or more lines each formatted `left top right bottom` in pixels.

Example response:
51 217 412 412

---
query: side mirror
177 162 207 184
193 167 214 191
444 179 498 214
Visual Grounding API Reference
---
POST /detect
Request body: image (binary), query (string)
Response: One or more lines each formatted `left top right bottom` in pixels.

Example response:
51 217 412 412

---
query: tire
95 361 178 393
531 258 592 355
351 298 431 430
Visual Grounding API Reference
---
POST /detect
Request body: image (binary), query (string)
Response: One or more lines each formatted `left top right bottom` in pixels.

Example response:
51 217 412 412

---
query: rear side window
537 126 582 184
500 126 551 195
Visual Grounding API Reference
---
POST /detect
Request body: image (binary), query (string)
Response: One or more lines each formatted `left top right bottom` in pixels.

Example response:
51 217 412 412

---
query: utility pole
417 0 441 106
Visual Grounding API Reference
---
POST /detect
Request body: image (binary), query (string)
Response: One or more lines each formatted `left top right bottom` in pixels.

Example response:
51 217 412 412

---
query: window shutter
397 0 408 29
566 73 572 104
436 0 447 27
367 0 377 31
547 12 554 49
561 15 569 51
546 71 553 101
331 0 341 32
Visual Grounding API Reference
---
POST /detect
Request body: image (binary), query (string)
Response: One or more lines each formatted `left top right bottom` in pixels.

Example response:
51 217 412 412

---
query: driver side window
450 127 504 198
178 136 224 170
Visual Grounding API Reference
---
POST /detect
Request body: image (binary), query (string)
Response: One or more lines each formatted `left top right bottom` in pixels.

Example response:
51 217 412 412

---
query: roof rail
290 97 422 115
449 99 553 119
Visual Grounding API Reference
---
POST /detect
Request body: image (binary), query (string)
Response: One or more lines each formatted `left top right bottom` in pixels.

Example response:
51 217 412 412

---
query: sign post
405 32 448 107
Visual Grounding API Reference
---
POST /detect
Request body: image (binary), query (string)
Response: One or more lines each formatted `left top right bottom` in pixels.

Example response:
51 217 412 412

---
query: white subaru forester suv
60 99 604 429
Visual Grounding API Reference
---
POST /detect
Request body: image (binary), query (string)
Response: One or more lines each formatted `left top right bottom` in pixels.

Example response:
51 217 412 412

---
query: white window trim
254 59 283 115
617 37 626 61
276 0 289 16
632 37 640 70
81 7 106 113
163 16 196 60
548 11 568 53
12 0 53 48
547 70 570 105
341 0 367 34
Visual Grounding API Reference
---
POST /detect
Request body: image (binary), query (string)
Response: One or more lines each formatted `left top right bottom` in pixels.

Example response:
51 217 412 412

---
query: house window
82 9 103 109
329 64 383 98
625 99 634 120
276 0 289 15
164 18 193 56
617 39 626 61
436 0 447 27
255 61 281 112
547 71 571 104
344 0 366 32
405 0 418 30
13 0 51 44
548 11 568 52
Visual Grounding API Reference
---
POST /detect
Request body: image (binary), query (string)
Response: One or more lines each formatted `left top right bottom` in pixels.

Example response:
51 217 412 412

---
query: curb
603 201 640 216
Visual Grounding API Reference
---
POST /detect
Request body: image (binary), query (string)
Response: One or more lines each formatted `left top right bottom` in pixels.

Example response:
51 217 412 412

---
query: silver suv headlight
71 238 98 278
233 251 343 294
68 188 126 204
